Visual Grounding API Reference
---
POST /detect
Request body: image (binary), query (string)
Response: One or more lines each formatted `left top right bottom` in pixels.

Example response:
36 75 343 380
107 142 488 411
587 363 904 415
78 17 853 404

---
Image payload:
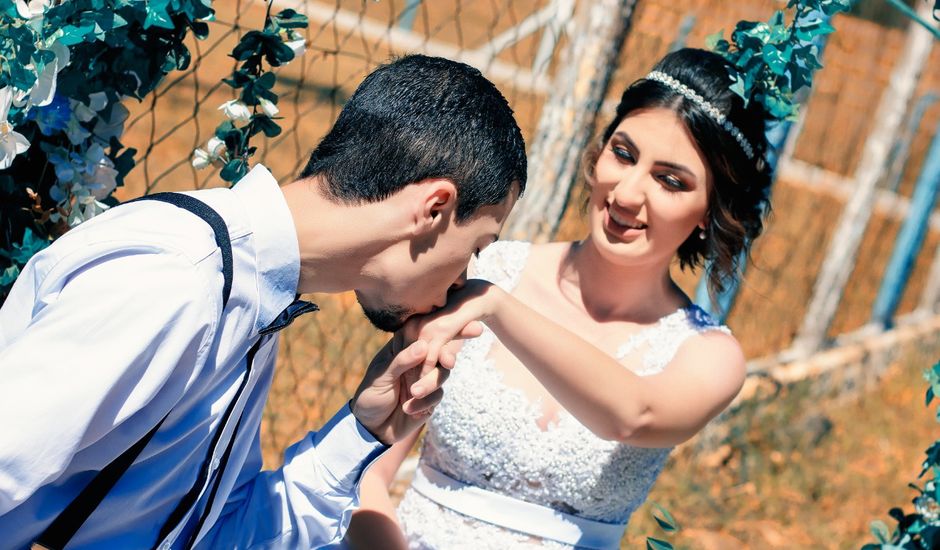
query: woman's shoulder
470 240 575 289
468 240 531 287
672 308 745 379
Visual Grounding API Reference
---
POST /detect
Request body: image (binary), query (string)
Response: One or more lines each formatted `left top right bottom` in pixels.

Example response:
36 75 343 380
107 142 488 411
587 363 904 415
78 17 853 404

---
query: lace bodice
398 241 730 549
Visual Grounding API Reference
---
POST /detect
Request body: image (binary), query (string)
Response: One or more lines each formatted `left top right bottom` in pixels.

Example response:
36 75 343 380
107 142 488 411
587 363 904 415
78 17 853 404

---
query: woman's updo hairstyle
583 48 773 301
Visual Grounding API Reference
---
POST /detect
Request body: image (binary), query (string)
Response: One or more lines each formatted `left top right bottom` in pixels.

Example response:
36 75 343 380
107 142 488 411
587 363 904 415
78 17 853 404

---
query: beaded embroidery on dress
397 241 731 549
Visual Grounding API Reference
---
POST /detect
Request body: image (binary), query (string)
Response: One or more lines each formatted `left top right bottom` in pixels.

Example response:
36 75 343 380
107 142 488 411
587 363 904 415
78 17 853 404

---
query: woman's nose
610 171 647 208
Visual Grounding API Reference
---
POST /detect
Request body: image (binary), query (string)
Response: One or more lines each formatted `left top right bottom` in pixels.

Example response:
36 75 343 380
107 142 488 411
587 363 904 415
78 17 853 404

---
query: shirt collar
231 164 302 334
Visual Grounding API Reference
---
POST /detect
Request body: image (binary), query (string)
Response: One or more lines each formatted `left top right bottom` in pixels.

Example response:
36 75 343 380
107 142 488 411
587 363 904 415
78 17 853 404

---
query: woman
345 47 772 549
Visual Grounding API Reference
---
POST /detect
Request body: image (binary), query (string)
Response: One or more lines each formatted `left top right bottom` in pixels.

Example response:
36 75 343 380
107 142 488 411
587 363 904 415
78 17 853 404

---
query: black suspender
33 193 234 550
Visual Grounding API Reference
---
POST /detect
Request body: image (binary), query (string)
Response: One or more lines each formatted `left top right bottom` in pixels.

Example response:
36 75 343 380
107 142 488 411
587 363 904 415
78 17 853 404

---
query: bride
344 47 773 549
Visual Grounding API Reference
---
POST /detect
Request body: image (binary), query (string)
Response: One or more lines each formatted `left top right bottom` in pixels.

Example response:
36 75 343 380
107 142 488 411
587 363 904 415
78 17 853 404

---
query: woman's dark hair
301 54 527 223
583 47 773 303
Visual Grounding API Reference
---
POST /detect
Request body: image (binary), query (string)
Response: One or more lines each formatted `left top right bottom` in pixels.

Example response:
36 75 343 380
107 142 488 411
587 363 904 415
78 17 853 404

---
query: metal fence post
871 121 940 327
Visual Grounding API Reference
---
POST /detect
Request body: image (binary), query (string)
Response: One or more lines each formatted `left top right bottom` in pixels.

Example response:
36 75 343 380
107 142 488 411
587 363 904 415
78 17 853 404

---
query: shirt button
159 541 171 550
211 456 221 471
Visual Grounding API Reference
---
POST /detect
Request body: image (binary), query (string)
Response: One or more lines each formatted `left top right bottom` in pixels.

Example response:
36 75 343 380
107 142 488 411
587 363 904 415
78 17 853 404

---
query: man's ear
413 179 458 235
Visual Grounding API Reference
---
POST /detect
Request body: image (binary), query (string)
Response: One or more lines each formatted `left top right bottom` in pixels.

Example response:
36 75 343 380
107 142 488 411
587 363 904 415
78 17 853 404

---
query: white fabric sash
410 463 626 549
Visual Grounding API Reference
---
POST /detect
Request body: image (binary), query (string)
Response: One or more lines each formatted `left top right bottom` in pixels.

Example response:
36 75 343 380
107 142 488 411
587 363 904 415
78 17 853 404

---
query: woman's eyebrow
614 131 696 180
612 131 637 151
656 160 695 178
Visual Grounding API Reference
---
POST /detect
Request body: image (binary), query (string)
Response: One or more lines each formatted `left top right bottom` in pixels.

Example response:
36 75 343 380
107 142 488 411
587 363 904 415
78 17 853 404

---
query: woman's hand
402 279 501 394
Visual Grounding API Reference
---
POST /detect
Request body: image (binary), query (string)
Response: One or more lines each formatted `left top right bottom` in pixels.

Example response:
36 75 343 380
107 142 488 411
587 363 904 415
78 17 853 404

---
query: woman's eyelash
611 145 634 161
659 175 685 191
609 145 687 191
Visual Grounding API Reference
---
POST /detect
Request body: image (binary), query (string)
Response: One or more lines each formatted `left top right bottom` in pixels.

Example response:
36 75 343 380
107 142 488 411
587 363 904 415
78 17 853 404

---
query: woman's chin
587 230 650 266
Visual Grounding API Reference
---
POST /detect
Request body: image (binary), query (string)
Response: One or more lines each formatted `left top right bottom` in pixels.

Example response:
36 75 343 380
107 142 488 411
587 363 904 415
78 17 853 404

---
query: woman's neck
558 239 689 324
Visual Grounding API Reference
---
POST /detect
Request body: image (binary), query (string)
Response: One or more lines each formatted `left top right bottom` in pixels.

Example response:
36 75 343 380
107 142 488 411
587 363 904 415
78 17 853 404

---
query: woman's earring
698 228 706 240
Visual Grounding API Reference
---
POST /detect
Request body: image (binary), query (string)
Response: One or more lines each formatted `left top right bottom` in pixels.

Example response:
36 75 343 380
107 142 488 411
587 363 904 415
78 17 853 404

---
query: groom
0 55 525 548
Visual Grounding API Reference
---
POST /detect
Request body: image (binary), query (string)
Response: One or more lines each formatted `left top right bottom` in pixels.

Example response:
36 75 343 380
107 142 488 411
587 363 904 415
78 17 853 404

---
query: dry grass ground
621 340 940 549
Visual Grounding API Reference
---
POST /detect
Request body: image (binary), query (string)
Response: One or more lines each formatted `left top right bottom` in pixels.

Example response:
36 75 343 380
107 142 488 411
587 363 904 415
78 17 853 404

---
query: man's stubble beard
356 293 410 332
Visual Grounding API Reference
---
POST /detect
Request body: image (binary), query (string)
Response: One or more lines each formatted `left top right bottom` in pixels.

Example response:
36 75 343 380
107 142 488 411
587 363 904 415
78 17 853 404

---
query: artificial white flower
28 41 70 108
259 98 279 117
192 136 226 169
286 38 306 58
15 0 51 21
219 99 251 122
0 87 30 170
207 136 225 157
192 148 211 169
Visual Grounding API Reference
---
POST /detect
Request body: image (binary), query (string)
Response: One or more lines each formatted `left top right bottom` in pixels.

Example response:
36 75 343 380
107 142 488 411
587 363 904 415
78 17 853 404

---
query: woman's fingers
457 320 483 339
403 387 445 415
408 364 450 400
439 340 462 368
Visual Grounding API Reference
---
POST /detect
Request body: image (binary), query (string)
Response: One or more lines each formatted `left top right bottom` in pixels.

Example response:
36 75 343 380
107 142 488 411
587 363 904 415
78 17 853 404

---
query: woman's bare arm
342 428 422 550
409 281 746 448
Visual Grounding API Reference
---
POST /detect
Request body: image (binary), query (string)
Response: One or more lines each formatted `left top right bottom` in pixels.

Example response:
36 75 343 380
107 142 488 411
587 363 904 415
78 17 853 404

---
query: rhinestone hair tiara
645 71 755 160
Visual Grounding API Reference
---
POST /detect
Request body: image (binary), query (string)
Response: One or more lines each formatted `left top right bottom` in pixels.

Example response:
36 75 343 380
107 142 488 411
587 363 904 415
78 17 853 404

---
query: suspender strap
32 416 170 550
133 193 234 309
33 193 234 550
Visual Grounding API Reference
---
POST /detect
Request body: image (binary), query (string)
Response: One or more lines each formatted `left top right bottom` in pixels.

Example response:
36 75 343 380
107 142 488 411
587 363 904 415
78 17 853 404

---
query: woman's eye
611 146 635 163
659 175 686 191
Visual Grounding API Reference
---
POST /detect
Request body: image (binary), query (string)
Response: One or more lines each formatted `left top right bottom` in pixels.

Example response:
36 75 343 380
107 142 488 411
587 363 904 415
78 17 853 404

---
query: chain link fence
115 0 940 466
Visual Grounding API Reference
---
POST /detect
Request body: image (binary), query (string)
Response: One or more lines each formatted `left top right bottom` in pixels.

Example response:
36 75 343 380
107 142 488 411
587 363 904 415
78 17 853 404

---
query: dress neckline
499 241 699 332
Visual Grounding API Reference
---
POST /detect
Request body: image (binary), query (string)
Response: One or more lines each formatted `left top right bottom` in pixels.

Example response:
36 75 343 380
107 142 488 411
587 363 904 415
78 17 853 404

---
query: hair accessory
645 71 755 160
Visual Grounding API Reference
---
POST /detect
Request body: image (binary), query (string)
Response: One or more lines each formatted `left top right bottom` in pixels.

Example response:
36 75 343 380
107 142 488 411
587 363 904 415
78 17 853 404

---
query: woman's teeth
609 209 647 229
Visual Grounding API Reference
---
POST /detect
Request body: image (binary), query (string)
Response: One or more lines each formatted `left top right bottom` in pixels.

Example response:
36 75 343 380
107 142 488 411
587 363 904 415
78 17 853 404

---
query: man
0 55 526 548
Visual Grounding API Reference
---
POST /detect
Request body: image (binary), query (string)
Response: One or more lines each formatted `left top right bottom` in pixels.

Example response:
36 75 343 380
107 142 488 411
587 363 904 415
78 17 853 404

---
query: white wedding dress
396 241 731 550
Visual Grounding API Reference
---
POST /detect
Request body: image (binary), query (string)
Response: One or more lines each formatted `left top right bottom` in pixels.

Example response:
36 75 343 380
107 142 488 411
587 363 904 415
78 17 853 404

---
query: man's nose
452 268 468 289
436 269 469 308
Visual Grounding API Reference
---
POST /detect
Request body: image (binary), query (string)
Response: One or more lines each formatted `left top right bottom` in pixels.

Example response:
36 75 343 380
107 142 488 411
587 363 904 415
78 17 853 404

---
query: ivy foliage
194 6 307 183
0 0 305 302
706 0 853 121
646 501 680 550
864 361 940 549
0 0 216 300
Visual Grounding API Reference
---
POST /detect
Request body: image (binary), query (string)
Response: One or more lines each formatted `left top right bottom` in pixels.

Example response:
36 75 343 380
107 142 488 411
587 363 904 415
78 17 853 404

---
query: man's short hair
300 54 526 222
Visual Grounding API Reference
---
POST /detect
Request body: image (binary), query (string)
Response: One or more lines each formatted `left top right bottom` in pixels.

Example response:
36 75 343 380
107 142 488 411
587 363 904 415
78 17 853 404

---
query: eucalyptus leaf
704 30 725 50
220 158 247 182
870 519 891 543
646 537 674 550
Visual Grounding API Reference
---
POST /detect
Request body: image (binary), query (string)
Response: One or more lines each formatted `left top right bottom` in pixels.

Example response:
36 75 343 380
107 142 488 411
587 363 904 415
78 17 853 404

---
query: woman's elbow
595 408 654 443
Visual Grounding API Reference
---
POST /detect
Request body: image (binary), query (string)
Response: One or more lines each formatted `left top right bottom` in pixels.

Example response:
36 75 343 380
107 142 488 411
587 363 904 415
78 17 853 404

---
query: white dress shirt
0 165 387 549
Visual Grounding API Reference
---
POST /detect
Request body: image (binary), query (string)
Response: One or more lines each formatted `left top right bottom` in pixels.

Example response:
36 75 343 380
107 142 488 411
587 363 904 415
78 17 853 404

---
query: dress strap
411 463 625 549
615 305 732 375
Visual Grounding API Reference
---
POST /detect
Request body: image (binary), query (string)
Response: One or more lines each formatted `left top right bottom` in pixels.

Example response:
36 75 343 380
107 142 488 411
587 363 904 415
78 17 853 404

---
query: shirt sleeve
197 404 388 549
0 247 216 516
